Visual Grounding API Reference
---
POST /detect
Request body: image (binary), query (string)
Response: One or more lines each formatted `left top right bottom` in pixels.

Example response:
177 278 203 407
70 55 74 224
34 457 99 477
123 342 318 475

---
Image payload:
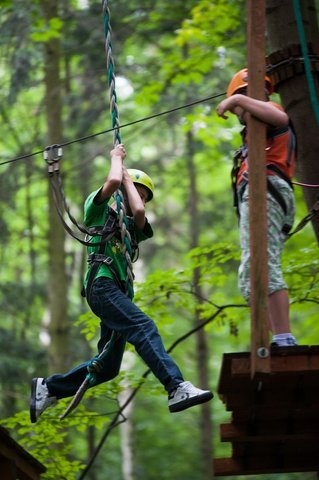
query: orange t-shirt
236 102 296 186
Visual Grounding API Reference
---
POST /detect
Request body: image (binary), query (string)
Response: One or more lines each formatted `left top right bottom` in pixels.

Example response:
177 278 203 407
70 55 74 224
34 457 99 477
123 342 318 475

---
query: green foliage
283 241 319 345
31 17 63 42
134 242 246 351
2 238 319 478
1 0 319 478
1 378 132 479
75 310 100 341
2 411 85 479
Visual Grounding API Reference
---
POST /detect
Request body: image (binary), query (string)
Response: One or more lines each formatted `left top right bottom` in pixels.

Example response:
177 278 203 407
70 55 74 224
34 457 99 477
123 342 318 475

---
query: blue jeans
46 277 184 398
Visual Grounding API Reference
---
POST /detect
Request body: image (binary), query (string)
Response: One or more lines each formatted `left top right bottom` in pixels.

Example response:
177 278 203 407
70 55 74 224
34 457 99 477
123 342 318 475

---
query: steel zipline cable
0 92 225 167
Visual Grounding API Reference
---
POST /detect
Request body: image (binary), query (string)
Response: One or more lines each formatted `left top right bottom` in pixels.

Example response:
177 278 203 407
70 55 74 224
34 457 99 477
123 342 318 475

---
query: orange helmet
226 68 274 97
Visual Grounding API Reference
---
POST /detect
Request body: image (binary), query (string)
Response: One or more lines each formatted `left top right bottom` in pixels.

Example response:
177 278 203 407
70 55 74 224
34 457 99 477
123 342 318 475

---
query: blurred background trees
1 1 319 479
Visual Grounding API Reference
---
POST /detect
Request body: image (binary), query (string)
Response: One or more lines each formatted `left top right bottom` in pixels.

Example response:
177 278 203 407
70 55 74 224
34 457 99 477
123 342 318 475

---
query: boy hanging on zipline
30 143 213 422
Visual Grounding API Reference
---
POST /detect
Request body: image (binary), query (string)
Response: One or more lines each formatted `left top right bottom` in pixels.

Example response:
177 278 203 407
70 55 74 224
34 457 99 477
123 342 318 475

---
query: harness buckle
87 253 113 266
102 256 113 266
87 253 95 265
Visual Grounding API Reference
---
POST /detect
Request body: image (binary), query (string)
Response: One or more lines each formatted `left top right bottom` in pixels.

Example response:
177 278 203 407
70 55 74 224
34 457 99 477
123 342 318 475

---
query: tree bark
42 0 70 373
186 130 214 479
266 0 319 240
118 352 136 480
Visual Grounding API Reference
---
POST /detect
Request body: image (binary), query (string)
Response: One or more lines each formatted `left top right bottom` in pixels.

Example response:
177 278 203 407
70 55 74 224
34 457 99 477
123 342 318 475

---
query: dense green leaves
1 1 319 479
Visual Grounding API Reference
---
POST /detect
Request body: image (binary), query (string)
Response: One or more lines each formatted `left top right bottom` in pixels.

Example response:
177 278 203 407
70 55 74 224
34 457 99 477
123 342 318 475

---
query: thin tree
42 0 70 373
186 128 214 479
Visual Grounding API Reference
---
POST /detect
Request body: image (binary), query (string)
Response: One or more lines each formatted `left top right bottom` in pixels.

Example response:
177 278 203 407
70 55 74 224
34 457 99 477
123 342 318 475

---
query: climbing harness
82 211 124 301
231 124 319 238
45 146 126 421
232 124 295 219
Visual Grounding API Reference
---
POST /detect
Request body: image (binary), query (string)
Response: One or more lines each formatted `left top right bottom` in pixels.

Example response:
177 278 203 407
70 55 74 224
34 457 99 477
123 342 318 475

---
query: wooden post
247 0 270 375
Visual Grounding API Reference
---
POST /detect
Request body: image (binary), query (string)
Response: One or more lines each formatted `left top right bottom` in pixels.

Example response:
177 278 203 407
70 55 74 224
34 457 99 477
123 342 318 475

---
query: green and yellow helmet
127 168 154 202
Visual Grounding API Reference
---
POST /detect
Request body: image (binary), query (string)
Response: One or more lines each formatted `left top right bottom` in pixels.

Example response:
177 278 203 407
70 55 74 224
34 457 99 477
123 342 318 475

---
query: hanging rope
102 0 121 147
293 0 319 124
102 0 134 298
44 145 117 248
60 1 133 420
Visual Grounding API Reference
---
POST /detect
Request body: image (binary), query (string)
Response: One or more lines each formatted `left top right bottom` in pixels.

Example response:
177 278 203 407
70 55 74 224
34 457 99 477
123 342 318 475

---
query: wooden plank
219 373 319 396
217 350 319 394
215 348 319 476
0 427 46 480
221 388 319 411
220 423 319 441
0 458 16 480
214 456 319 476
246 0 270 375
232 439 319 457
232 405 319 422
0 450 44 480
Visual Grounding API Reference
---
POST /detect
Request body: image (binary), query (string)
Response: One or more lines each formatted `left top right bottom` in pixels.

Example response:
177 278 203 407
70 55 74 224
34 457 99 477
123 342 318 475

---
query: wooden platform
0 426 46 480
214 345 319 476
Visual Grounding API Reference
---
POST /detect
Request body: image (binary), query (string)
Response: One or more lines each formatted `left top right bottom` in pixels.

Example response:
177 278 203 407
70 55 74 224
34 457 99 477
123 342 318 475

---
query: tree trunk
42 0 70 373
266 0 319 240
186 130 214 479
118 351 136 480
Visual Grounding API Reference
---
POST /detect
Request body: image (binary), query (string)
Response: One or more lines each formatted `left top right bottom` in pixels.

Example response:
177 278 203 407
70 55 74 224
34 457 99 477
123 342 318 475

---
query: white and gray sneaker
168 381 213 413
30 378 57 423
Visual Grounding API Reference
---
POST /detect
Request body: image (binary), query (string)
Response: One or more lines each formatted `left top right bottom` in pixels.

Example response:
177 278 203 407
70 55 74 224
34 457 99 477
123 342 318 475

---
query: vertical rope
59 1 133 422
293 0 319 124
102 0 134 297
102 0 121 146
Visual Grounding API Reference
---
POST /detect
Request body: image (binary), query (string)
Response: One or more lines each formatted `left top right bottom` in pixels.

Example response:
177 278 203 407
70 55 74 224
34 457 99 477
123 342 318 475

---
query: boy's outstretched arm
216 94 288 128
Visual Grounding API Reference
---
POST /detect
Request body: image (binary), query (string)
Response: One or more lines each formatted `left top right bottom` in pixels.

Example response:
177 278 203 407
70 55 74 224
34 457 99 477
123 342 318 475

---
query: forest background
1 1 319 479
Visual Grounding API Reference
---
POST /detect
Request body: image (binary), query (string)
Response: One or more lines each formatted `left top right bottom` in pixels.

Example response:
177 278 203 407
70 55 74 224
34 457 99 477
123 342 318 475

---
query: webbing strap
266 163 293 188
266 179 288 216
237 177 292 234
84 212 118 301
288 198 319 238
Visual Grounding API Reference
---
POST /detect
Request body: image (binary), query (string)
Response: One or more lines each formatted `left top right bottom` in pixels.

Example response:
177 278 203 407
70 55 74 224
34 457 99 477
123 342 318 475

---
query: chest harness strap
83 210 125 301
232 125 296 234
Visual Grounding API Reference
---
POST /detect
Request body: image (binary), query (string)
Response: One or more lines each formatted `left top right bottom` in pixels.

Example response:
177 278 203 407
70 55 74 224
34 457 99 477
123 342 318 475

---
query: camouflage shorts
237 176 295 302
